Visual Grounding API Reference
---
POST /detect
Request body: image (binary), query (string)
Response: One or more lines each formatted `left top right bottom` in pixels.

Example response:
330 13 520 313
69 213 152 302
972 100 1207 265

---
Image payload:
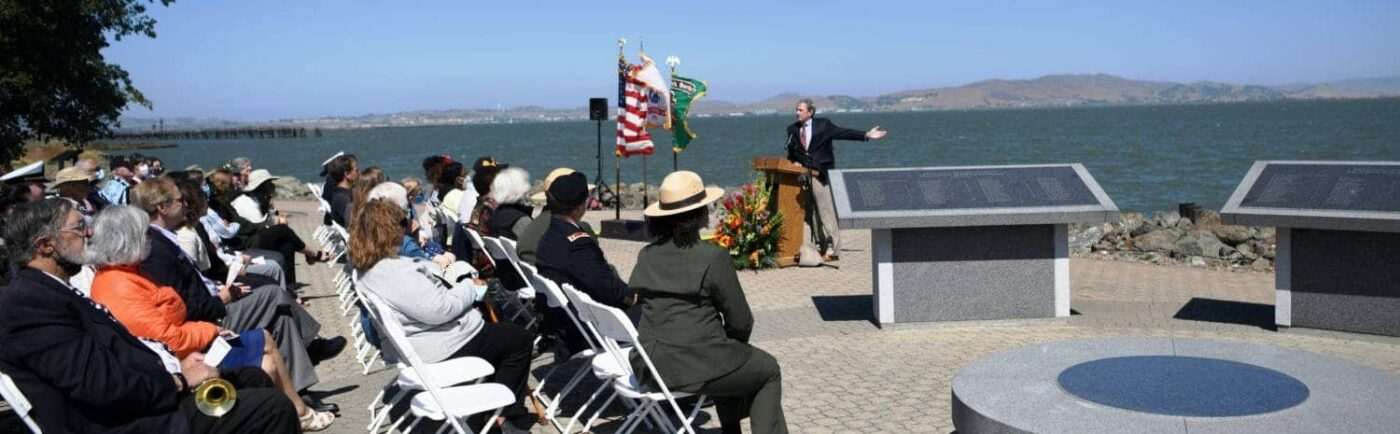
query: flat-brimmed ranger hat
243 169 280 192
644 171 724 218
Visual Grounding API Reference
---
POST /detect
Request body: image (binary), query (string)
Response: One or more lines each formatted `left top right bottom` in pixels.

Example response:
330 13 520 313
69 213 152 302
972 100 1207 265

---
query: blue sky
104 0 1400 121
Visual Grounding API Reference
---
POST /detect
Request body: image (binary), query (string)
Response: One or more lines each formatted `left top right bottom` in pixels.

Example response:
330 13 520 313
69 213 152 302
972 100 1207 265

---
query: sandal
299 410 336 432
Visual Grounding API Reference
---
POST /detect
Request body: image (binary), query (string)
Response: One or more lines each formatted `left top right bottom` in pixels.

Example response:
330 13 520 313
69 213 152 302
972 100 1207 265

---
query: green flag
669 75 707 152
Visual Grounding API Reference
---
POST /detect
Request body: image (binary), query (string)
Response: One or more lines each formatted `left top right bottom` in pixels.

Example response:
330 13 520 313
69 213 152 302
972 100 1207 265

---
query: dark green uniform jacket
629 238 755 390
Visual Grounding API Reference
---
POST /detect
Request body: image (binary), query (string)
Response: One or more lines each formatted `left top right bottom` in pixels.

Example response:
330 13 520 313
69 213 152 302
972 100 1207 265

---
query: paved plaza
280 201 1400 434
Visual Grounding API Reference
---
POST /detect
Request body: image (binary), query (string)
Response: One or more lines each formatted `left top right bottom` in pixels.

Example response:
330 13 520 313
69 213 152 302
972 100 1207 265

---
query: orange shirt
90 264 219 359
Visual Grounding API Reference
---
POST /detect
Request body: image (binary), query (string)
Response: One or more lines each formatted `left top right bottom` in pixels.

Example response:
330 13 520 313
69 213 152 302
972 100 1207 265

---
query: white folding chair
0 368 41 434
555 284 644 434
359 288 514 434
479 236 537 327
517 262 612 433
354 276 496 433
461 226 496 269
497 237 524 267
580 297 706 434
345 270 381 375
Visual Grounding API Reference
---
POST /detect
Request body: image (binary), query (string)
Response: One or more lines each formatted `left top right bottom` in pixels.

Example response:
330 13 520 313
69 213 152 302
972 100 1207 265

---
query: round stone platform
951 337 1400 433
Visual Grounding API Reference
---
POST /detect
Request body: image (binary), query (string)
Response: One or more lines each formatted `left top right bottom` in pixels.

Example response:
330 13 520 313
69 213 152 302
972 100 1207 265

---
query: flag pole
639 40 649 207
666 55 680 172
615 37 625 220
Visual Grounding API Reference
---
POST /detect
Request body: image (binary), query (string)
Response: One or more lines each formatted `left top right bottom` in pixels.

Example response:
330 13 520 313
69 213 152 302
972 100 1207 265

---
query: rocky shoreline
1069 210 1275 273
275 176 1275 272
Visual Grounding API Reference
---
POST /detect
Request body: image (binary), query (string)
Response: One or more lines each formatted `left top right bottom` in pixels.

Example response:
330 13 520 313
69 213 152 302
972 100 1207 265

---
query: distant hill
118 74 1400 130
693 74 1399 115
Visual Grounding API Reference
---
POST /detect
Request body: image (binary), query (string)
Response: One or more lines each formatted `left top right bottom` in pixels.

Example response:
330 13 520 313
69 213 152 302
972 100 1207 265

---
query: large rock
1251 257 1273 272
1252 227 1276 242
271 175 313 200
1150 211 1182 228
1119 212 1149 236
1132 227 1184 254
1069 225 1106 253
1174 229 1230 258
1212 225 1253 246
1236 241 1258 259
1193 209 1223 227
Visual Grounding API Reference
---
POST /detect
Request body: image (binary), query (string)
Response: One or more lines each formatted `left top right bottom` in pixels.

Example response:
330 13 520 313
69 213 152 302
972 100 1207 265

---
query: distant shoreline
116 96 1400 133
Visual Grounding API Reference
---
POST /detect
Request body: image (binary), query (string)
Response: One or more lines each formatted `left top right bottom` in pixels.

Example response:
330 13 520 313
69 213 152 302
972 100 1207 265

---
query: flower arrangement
712 174 783 270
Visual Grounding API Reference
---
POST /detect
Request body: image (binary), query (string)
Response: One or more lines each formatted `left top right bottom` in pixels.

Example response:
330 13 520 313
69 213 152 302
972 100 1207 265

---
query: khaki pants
802 175 841 257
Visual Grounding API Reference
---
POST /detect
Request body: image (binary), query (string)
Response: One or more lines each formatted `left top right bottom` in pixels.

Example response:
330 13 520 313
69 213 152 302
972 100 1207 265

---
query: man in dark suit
785 98 887 262
0 198 298 434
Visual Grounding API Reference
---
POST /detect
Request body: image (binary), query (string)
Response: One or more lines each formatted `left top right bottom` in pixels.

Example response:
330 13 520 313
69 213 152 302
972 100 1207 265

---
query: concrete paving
279 201 1400 434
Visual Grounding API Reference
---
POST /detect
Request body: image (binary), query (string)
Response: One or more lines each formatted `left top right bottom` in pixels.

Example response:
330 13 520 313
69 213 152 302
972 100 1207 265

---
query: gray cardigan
359 257 484 363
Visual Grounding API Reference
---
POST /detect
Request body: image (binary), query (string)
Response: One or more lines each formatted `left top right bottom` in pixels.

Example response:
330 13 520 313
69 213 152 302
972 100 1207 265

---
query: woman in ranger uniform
630 171 788 434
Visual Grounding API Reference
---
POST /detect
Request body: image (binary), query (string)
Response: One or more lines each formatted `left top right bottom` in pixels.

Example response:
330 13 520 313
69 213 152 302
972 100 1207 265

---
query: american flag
616 57 654 157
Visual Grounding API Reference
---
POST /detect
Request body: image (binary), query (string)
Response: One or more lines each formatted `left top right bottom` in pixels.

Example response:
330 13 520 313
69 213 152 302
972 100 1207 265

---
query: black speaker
589 98 608 121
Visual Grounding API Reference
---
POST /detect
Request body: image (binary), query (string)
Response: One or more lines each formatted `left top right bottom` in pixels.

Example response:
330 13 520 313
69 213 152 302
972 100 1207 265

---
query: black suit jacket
785 117 867 181
141 227 227 322
0 267 185 434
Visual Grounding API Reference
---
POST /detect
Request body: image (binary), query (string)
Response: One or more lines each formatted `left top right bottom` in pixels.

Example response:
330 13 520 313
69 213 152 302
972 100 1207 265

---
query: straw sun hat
243 169 280 192
531 167 596 203
643 171 724 218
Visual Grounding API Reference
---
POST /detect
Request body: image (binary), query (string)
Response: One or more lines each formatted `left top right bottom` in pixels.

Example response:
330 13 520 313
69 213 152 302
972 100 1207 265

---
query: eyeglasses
59 221 88 236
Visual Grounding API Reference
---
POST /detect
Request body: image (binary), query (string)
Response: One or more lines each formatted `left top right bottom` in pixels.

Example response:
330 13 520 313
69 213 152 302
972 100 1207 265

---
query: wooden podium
753 156 808 267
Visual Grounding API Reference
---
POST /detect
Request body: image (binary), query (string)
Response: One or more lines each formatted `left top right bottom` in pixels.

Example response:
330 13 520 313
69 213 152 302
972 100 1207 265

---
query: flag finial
666 56 680 70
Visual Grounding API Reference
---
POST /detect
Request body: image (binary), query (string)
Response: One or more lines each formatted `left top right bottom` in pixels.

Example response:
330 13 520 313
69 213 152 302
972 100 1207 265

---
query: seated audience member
401 176 442 250
168 176 286 289
320 153 358 227
516 168 594 265
0 198 299 433
535 172 634 354
351 199 535 433
436 160 470 227
50 166 100 218
349 168 387 218
464 157 502 234
633 171 787 434
228 157 253 191
86 206 337 431
131 178 345 413
366 182 455 267
99 157 138 205
419 155 448 207
450 158 501 270
229 169 330 286
487 167 533 241
77 157 112 211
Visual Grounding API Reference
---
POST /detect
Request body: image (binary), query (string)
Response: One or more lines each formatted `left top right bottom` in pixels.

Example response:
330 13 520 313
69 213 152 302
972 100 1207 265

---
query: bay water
130 98 1400 212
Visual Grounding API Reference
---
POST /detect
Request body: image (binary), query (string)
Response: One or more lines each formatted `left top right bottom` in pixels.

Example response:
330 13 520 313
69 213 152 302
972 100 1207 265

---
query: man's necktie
800 125 809 150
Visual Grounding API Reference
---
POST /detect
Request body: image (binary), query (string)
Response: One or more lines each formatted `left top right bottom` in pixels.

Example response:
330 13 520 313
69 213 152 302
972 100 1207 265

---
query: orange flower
749 251 760 265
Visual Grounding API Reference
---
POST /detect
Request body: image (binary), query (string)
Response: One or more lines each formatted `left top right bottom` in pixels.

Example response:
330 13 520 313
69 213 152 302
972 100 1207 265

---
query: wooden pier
109 126 322 141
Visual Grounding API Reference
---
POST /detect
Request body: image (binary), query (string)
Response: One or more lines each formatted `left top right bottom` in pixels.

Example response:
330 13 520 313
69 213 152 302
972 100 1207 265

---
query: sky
102 0 1400 121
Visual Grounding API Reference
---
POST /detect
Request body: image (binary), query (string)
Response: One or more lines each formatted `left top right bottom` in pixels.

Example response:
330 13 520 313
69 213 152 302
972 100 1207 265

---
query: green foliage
0 0 172 163
711 174 783 270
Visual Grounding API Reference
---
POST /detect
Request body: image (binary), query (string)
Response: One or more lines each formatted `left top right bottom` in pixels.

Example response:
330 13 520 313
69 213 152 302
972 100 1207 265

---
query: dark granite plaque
1240 164 1400 212
843 166 1098 212
1057 356 1309 417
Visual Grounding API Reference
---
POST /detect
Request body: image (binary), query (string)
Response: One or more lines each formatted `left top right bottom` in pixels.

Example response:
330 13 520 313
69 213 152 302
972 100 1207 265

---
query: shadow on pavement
811 295 877 326
1172 297 1276 331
